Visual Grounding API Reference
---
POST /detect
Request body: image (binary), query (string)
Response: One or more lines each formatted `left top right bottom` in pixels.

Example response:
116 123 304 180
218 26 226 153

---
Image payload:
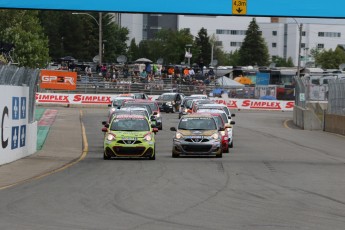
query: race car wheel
224 147 229 153
216 152 223 158
172 152 179 158
229 141 233 148
149 147 156 160
103 151 111 160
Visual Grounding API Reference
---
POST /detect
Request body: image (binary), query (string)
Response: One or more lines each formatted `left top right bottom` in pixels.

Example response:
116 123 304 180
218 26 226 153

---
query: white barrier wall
36 93 295 111
1 86 37 165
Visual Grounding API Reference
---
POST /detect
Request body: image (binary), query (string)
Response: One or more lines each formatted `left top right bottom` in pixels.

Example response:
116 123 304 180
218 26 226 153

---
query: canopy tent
134 58 152 63
216 76 245 88
234 75 252 85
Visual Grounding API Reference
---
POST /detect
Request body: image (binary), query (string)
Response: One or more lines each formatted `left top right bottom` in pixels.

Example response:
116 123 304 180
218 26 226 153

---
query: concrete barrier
325 114 345 135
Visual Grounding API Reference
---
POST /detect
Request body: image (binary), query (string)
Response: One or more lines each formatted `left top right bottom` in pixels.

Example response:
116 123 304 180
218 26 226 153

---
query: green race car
102 114 158 160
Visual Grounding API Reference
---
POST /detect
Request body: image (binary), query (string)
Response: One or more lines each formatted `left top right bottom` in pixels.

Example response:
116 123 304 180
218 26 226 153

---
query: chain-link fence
294 76 306 108
328 79 345 115
0 64 39 123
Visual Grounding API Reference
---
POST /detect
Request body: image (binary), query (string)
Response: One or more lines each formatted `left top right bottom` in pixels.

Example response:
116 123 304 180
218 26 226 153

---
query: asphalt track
0 107 345 230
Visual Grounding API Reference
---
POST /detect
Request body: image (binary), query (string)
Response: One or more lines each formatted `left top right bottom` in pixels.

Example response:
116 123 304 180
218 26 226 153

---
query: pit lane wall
35 93 295 111
1 86 37 165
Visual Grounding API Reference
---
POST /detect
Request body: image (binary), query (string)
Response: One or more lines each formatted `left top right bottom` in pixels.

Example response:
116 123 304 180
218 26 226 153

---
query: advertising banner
36 93 114 104
211 98 294 111
36 93 294 111
0 86 30 164
40 70 77 90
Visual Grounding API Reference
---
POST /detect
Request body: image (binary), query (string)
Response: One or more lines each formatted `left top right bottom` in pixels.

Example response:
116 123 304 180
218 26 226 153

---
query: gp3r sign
0 86 28 161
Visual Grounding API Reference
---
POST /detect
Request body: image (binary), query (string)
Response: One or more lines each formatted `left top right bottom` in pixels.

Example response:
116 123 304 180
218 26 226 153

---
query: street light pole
185 44 192 67
98 12 102 64
292 18 302 78
72 12 103 64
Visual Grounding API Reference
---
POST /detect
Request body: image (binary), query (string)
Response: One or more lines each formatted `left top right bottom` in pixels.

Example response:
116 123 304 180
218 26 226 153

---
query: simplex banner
36 93 294 111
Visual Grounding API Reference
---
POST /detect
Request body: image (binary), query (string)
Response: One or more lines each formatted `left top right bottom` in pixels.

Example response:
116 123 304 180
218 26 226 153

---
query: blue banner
0 0 345 18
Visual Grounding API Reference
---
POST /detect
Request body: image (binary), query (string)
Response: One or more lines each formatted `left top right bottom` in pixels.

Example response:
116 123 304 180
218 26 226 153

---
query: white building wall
259 21 345 66
259 22 286 61
120 14 144 45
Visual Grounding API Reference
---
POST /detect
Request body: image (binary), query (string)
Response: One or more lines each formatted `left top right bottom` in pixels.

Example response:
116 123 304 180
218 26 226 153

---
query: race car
170 114 223 158
102 114 158 160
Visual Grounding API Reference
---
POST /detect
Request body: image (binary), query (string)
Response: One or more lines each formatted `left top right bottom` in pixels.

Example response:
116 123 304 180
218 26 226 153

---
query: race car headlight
184 108 188 113
144 133 153 141
156 113 161 117
220 131 226 136
211 133 219 139
107 133 116 141
175 132 183 139
111 108 116 112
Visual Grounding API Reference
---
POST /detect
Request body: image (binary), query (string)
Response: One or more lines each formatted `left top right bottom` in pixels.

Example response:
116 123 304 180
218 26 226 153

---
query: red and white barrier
36 93 294 111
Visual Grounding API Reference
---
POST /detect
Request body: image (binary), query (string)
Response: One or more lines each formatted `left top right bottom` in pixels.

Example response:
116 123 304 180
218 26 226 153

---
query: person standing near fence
85 65 93 80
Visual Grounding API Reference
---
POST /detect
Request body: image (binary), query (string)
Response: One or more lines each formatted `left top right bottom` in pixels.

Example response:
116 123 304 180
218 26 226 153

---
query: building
120 14 345 66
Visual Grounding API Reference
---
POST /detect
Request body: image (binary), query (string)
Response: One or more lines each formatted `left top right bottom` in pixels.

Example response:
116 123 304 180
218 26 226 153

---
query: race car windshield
160 94 175 101
178 118 216 130
123 104 153 115
112 99 124 107
214 116 224 128
185 99 194 108
111 119 150 131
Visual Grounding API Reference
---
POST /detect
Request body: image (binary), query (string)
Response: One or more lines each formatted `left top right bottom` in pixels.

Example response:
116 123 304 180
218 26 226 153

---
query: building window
230 42 242 47
215 41 223 46
301 43 306 48
317 44 324 49
272 43 277 48
302 31 306 36
272 31 277 36
216 29 246 35
318 32 341 37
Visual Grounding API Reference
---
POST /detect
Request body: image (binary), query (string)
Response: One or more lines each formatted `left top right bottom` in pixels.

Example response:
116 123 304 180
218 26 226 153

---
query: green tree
39 11 96 61
228 50 241 66
154 28 194 65
314 46 345 69
39 11 129 63
0 10 49 68
271 56 294 67
127 38 139 62
194 28 211 67
238 18 270 66
213 47 231 66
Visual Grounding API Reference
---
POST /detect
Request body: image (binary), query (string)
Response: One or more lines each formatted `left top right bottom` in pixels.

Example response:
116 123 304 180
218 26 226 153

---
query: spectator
140 70 147 82
168 66 174 78
85 65 93 79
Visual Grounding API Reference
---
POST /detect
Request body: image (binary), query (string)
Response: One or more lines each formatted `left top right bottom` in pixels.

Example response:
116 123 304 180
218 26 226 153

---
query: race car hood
177 129 217 136
110 130 150 138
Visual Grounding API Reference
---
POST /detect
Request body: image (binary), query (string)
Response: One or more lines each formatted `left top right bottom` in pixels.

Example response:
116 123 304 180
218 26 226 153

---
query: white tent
216 76 245 88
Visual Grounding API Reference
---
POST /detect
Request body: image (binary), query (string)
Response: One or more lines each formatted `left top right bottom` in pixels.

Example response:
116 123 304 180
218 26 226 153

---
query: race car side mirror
170 127 177 131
